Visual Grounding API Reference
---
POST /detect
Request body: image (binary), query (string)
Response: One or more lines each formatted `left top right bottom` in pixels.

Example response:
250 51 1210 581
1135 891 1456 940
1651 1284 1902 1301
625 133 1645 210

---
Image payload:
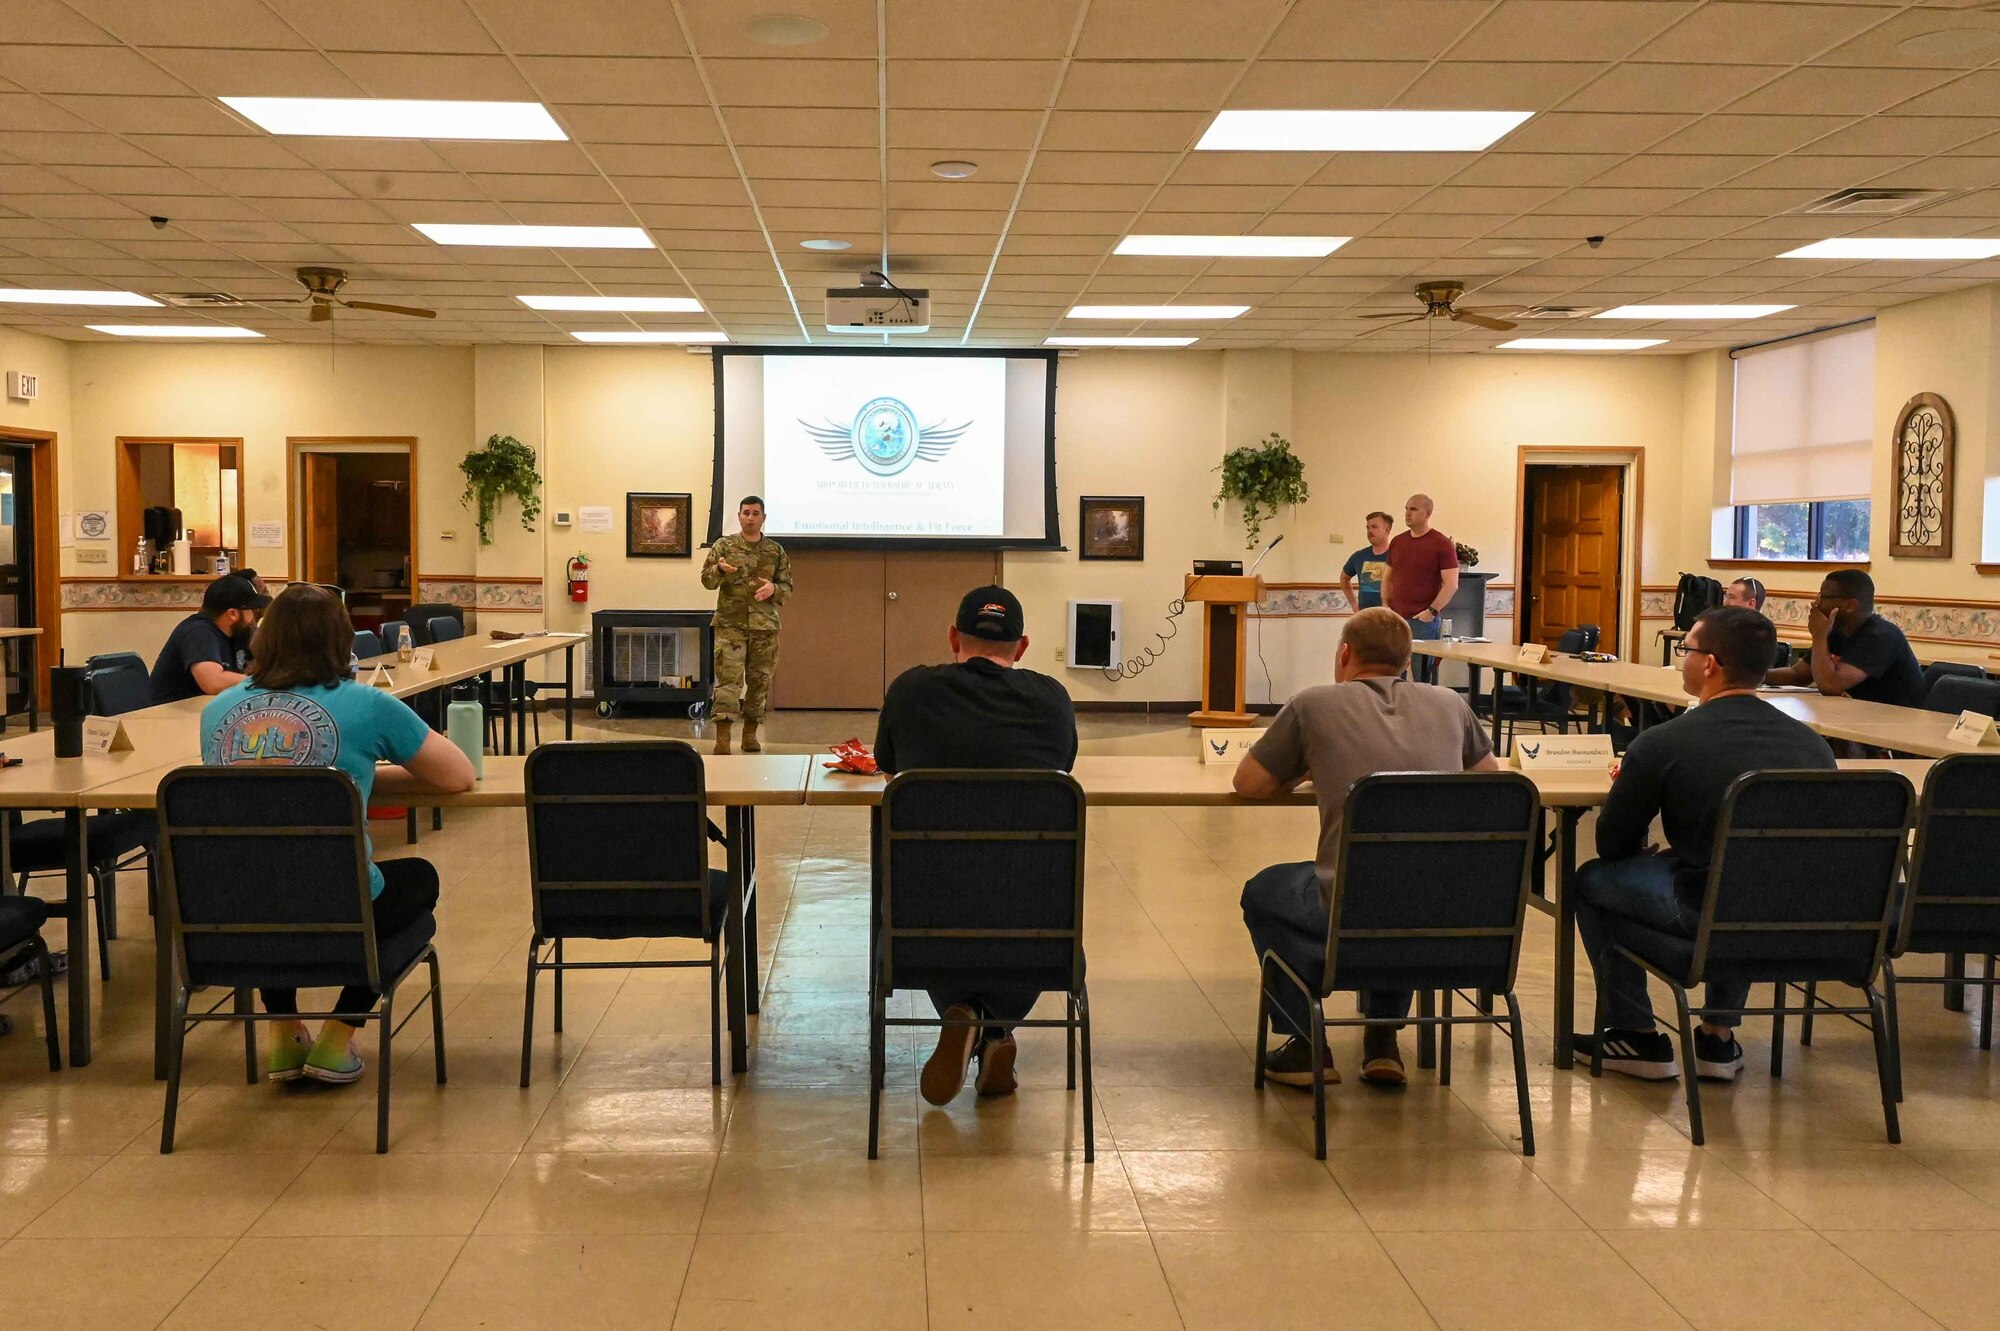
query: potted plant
459 433 543 545
1213 431 1309 548
1454 541 1480 567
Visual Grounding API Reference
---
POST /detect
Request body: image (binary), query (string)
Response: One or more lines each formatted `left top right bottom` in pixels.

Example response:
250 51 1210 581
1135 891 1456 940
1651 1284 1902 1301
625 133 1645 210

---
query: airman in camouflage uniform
701 495 792 753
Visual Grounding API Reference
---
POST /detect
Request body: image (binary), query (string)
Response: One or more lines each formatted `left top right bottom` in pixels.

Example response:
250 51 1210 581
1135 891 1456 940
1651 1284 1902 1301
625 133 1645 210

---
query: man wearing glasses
1761 569 1923 708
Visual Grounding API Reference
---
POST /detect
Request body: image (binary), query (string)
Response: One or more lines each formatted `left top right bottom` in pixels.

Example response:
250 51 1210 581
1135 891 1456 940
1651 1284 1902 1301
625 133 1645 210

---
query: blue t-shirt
1342 546 1390 609
201 679 433 897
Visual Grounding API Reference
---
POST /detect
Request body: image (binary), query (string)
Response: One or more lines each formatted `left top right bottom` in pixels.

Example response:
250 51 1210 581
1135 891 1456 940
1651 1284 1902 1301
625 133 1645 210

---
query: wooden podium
1184 573 1264 727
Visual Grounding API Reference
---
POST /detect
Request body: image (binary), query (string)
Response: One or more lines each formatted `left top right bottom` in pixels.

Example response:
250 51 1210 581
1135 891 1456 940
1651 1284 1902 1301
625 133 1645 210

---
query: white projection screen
710 348 1060 549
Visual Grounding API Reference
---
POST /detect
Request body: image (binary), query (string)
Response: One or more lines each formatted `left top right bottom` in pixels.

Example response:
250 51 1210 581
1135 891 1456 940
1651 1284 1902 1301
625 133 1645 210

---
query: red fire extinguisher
567 554 590 603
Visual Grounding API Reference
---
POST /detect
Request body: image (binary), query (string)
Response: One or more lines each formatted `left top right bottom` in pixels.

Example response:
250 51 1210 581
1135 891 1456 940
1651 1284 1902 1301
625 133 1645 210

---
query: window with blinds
1729 324 1874 560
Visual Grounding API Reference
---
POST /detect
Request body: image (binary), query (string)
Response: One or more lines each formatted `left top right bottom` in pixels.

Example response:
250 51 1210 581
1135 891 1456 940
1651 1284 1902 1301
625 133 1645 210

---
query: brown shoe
974 1034 1018 1097
922 1005 980 1105
1360 1026 1406 1087
742 720 762 753
1262 1037 1339 1087
713 720 733 755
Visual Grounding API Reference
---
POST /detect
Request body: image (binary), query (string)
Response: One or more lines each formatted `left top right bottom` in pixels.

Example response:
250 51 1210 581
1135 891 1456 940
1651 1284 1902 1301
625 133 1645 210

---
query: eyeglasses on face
1672 643 1714 659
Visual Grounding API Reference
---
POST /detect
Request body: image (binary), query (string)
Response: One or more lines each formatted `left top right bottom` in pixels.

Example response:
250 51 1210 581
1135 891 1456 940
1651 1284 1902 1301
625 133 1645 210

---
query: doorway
1517 452 1641 658
771 549 1001 709
0 427 55 714
290 437 417 634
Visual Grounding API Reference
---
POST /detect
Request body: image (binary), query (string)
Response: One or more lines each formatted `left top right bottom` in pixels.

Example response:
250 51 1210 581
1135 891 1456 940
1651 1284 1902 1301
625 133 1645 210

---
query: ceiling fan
1354 280 1520 334
283 266 436 322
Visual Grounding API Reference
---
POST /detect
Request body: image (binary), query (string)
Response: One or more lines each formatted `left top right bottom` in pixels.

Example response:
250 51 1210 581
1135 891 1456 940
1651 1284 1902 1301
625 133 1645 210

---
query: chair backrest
1900 754 2000 956
1323 772 1541 997
404 603 462 646
429 616 464 644
84 651 152 716
878 770 1086 999
154 766 382 995
1693 770 1914 988
1926 675 2000 719
1924 660 1986 697
351 630 383 663
378 621 408 652
523 741 714 939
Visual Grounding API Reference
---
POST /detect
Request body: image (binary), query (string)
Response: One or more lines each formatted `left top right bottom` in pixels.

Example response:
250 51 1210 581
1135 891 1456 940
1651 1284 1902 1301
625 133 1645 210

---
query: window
1728 323 1873 561
115 437 245 577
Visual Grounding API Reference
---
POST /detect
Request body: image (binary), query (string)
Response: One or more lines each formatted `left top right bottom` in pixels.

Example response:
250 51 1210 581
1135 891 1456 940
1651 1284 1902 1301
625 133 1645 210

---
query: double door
0 446 35 717
770 550 1001 709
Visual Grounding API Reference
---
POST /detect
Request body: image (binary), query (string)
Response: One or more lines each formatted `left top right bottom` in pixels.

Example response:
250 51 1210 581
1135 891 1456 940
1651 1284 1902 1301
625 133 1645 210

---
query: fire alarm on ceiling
4 372 36 402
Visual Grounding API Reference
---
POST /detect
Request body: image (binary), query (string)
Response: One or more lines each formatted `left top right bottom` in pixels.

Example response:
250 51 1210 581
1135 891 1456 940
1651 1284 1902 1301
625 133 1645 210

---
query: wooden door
769 550 887 709
302 454 341 584
884 550 1002 683
1528 465 1622 648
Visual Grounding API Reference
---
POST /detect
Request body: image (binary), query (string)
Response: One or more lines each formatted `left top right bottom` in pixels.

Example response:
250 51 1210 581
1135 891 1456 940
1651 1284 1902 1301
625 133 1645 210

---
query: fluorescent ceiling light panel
415 223 653 248
1499 337 1665 351
568 331 728 344
1045 336 1198 347
1780 238 2000 260
0 288 160 306
87 324 263 338
1595 304 1793 320
1197 109 1532 152
1066 305 1249 320
518 295 702 312
222 96 566 141
1114 235 1348 258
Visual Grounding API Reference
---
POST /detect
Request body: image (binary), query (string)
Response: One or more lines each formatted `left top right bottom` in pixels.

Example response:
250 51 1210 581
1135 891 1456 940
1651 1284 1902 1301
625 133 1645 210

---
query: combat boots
713 720 733 755
742 720 762 753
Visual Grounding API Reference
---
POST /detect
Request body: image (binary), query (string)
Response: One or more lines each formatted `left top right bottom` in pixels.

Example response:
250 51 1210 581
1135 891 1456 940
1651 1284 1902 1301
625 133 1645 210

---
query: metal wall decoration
1891 392 1954 559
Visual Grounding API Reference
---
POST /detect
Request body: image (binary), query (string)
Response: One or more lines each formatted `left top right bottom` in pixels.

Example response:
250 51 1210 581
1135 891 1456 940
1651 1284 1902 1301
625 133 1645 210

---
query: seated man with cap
148 573 270 705
874 585 1078 1105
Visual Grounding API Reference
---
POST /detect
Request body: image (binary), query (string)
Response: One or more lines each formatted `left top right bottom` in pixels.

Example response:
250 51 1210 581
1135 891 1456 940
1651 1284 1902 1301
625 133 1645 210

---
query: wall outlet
75 547 107 565
441 529 456 541
1054 647 1065 662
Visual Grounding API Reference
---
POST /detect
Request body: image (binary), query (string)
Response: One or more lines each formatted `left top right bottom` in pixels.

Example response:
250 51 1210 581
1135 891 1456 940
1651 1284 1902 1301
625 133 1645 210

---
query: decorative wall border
61 579 209 611
1250 581 1515 619
1640 581 2000 649
417 575 544 612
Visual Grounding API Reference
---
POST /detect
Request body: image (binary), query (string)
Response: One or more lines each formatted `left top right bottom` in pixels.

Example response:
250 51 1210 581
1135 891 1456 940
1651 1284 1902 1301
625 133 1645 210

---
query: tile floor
0 711 1995 1329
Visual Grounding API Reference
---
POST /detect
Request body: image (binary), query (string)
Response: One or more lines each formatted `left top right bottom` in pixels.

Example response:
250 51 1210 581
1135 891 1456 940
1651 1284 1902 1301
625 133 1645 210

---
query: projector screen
710 348 1060 549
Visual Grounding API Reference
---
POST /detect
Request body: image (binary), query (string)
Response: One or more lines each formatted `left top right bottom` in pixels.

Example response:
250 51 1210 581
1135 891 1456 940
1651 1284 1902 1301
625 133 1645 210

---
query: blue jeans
1573 854 1748 1031
1241 861 1413 1041
1407 614 1441 683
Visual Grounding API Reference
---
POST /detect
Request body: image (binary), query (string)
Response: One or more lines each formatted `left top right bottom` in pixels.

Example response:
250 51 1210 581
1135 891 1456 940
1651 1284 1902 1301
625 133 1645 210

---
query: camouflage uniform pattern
702 533 792 721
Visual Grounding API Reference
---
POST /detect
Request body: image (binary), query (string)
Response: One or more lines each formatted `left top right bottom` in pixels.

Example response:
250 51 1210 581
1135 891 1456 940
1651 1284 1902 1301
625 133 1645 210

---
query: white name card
1517 643 1551 666
1513 733 1615 771
81 717 132 755
1201 728 1266 763
408 647 438 672
1947 710 1998 747
365 664 394 688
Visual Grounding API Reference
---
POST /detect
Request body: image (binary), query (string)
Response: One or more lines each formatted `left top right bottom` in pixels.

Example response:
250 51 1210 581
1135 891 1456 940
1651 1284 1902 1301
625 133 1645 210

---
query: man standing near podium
702 495 792 754
1382 494 1459 685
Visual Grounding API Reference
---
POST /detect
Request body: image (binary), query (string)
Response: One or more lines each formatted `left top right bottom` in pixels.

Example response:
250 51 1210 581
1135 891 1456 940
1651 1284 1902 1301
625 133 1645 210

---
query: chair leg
376 993 395 1154
1416 990 1436 1071
1079 986 1095 1165
101 865 119 940
1504 992 1535 1157
159 988 188 1153
1800 981 1817 1046
92 869 111 981
867 983 885 1162
1982 956 1996 1052
1589 985 1607 1080
32 937 59 1071
1309 999 1328 1161
1439 988 1453 1087
431 808 442 832
406 808 418 845
1065 993 1077 1092
237 988 256 1084
1253 955 1274 1090
1867 985 1902 1145
1883 961 1905 1103
1771 981 1787 1079
427 951 447 1086
708 946 722 1088
519 938 540 1089
1671 986 1704 1147
552 938 564 1033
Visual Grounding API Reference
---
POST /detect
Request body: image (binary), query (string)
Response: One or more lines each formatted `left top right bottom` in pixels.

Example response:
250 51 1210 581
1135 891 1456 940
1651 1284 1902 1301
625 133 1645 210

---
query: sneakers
1694 1029 1745 1082
303 1035 366 1085
1573 1027 1681 1080
1263 1037 1340 1087
266 1029 311 1083
1359 1027 1406 1088
922 1005 981 1105
974 1034 1018 1097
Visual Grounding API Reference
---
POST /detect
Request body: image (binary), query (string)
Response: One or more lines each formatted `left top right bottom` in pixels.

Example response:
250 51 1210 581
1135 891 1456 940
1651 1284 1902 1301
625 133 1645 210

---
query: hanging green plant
459 433 543 545
1213 431 1309 548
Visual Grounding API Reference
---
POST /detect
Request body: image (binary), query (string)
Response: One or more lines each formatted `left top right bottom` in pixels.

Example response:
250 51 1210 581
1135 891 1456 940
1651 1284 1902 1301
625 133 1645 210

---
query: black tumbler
51 666 86 758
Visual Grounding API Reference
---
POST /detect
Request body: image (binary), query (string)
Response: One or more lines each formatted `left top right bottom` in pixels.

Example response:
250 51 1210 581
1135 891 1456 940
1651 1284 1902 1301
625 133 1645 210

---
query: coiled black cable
1102 594 1187 681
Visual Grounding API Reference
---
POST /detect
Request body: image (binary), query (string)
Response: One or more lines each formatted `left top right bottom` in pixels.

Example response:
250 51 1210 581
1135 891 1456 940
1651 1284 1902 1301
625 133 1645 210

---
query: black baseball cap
955 585 1024 642
202 574 270 615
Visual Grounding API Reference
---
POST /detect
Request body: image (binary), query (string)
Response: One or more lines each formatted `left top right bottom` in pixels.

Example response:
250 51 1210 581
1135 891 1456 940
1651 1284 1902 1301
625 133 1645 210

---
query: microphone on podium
1248 533 1284 576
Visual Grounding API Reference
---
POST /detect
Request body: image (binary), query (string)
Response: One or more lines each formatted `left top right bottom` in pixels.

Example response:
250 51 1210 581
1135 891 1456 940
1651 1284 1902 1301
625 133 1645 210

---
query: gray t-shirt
1247 675 1495 904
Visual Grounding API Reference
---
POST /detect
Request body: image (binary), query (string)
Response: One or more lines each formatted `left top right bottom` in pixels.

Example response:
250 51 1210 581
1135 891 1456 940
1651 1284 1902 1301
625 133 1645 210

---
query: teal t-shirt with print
1342 546 1389 609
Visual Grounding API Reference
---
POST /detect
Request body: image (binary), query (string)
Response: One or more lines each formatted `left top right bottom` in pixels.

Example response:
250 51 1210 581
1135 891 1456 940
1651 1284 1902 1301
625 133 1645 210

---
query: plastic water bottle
446 696 484 778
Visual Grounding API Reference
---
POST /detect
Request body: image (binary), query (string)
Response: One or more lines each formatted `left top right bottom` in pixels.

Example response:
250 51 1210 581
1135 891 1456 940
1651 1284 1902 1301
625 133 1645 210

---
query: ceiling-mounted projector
826 285 929 334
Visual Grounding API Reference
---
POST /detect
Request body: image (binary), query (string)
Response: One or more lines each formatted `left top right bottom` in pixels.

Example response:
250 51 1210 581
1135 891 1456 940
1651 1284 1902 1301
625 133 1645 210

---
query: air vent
1801 188 1952 216
1515 305 1599 320
153 291 249 307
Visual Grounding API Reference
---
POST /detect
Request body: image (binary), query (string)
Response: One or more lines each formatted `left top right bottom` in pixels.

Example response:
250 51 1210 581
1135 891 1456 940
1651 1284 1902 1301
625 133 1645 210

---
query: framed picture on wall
627 492 693 558
1079 495 1145 561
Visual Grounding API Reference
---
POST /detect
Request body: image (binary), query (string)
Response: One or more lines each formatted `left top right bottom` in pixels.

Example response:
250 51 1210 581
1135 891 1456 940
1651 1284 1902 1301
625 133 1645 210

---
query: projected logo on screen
800 396 972 477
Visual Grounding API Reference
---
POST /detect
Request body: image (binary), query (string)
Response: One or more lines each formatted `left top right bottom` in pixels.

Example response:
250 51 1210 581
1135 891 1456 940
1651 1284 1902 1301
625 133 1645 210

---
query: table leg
153 861 171 1079
1553 806 1582 1071
514 662 528 752
743 805 760 1015
564 643 575 740
1491 668 1506 755
1946 952 1967 1012
723 805 750 1074
25 636 34 733
64 809 91 1067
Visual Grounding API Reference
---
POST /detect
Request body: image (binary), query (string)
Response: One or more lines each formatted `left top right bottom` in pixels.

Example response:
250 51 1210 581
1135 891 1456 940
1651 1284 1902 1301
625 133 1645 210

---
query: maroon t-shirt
1384 529 1459 618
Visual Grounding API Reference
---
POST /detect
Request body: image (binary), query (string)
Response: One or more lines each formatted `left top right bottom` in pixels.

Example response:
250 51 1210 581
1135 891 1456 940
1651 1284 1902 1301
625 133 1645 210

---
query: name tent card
1946 710 1998 747
81 716 132 756
1201 729 1266 764
366 664 394 688
1517 643 1551 666
1513 733 1615 772
409 647 439 672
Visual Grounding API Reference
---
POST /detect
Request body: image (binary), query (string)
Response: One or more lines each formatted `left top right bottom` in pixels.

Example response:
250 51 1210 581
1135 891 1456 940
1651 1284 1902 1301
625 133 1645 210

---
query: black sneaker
1263 1037 1339 1087
1693 1029 1744 1082
1572 1028 1680 1080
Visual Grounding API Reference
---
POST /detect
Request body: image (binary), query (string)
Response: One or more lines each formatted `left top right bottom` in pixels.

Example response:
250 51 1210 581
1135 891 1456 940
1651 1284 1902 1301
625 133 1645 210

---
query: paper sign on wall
1516 643 1550 666
81 717 131 755
577 506 614 534
1513 733 1615 771
1947 710 1997 747
249 520 284 548
75 510 109 542
1200 728 1266 764
408 647 438 672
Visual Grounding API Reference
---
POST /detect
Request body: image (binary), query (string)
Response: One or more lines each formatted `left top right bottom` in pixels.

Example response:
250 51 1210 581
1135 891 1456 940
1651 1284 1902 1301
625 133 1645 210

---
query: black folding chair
155 766 446 1153
1590 770 1913 1145
1922 661 1988 709
0 896 62 1071
404 603 461 647
1925 675 2000 721
1256 772 1542 1160
871 770 1091 1161
521 741 731 1086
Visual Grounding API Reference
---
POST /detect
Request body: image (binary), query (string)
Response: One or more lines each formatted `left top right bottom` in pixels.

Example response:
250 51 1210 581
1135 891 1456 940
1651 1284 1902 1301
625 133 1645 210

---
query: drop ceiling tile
1587 154 1764 187
617 176 755 206
755 178 881 209
1632 3 1902 64
1728 65 1959 116
1147 183 1297 212
887 109 1046 149
329 52 541 100
1815 8 2000 68
433 142 600 175
1269 0 1491 60
1075 0 1292 58
0 164 92 195
886 180 1019 209
0 131 161 166
731 106 882 146
1650 114 1855 156
0 46 193 97
1040 110 1210 153
1861 158 2000 189
0 96 97 135
66 0 307 46
888 147 1030 180
1887 71 2000 118
263 0 500 54
1028 151 1177 185
326 170 489 201
555 104 724 145
1397 61 1610 110
468 172 622 204
125 135 312 171
1498 111 1693 153
513 57 704 106
706 58 879 108
1223 60 1423 110
1408 185 1563 213
270 140 456 172
886 0 1085 58
1454 1 1697 60
48 95 254 136
1800 114 1999 155
892 60 1062 110
1559 61 1787 113
595 144 740 176
678 0 878 58
191 167 358 198
473 0 689 56
630 203 760 230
